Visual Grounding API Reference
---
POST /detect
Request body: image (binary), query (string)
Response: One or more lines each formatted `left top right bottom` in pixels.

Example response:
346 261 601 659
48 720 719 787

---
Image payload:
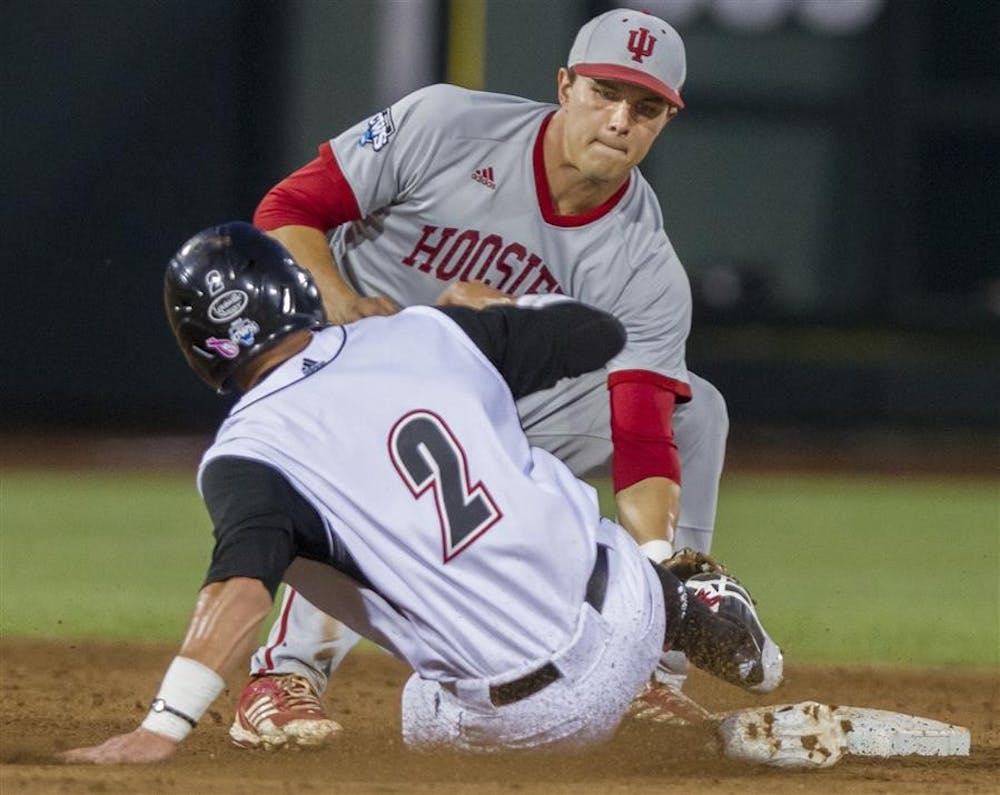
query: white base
718 701 847 768
833 706 971 757
716 701 971 768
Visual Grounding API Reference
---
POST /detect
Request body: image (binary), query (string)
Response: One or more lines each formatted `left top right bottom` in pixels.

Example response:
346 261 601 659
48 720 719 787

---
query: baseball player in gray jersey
61 223 777 763
231 8 782 747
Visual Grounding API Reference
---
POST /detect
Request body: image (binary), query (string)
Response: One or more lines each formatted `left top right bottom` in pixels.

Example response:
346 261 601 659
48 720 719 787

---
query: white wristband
140 656 225 742
640 538 675 565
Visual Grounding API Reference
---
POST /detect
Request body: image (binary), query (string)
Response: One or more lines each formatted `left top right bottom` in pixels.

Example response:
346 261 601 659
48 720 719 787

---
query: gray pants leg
518 370 729 552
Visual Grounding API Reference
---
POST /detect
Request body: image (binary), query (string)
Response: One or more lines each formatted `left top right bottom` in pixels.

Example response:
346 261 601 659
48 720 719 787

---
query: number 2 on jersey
389 409 502 562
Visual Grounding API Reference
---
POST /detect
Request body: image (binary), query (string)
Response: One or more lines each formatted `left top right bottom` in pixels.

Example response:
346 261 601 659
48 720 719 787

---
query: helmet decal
205 337 241 359
208 290 249 323
228 317 260 347
205 269 225 296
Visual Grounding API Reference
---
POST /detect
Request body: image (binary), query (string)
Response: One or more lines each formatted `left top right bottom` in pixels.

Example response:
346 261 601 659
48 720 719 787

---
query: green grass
708 474 999 668
0 472 212 640
2 469 997 668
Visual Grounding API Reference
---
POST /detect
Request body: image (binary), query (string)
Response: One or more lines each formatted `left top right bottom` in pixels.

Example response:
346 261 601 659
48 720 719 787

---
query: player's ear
556 67 574 107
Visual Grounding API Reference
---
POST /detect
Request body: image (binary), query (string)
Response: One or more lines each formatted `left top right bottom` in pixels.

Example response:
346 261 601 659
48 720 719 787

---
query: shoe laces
248 675 324 715
274 676 324 712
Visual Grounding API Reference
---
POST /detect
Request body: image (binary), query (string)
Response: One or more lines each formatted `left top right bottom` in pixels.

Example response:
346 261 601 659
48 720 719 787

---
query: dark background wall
3 0 291 429
3 0 997 437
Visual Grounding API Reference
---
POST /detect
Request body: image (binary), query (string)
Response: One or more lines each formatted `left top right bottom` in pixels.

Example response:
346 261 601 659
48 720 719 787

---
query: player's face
557 70 679 184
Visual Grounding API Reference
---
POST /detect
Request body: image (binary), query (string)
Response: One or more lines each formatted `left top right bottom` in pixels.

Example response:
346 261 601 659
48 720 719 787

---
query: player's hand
436 281 514 309
325 294 400 324
60 728 179 765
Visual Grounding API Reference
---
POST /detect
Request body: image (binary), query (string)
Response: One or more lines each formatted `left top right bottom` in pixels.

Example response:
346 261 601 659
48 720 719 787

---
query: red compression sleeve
608 370 689 493
253 142 362 231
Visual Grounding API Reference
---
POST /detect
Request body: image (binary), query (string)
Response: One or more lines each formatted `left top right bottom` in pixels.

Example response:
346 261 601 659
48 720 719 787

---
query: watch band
150 697 197 728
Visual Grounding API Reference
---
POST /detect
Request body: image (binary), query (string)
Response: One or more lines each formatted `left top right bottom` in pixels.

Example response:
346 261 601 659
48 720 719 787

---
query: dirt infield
1 639 996 794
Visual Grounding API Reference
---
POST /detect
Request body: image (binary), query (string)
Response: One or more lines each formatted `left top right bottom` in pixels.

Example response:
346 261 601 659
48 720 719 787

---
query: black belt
488 544 609 707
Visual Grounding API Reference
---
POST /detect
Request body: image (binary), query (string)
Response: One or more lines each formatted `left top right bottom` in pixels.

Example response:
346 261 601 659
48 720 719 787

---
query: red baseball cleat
229 674 341 749
628 679 713 726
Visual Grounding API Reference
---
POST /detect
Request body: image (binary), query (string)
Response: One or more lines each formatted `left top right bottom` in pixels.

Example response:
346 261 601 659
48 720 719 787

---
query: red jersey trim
532 113 631 228
252 141 362 232
608 368 692 403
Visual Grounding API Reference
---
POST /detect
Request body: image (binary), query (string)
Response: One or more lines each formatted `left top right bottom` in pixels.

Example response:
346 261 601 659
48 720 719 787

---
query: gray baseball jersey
245 84 724 693
328 84 692 396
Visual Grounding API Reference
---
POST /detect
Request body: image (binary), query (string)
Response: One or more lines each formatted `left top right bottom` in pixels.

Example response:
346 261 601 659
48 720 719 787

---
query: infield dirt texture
2 432 996 792
1 638 997 794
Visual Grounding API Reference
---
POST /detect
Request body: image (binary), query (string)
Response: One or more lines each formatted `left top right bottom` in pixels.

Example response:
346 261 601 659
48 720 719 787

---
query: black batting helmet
164 221 326 393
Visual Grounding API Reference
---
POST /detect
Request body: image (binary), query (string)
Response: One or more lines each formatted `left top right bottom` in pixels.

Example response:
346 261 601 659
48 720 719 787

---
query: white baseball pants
400 519 665 750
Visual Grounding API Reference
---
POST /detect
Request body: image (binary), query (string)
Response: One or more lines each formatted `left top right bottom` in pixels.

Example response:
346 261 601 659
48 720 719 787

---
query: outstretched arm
60 577 272 764
264 225 398 324
614 477 681 550
608 372 687 554
436 296 626 398
254 151 398 324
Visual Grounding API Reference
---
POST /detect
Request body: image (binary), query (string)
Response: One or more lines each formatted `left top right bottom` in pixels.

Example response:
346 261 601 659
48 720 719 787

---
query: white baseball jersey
199 308 611 680
328 84 692 395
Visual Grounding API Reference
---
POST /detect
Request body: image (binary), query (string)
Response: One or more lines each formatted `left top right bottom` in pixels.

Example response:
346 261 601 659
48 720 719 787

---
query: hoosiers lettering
401 225 563 295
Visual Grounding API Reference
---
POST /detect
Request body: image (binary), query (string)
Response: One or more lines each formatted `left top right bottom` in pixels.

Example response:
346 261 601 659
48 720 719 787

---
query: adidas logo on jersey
301 357 323 376
472 166 496 190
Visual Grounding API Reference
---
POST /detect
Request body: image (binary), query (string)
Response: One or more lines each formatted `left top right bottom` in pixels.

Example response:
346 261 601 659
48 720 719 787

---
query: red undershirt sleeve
608 370 689 493
253 142 362 232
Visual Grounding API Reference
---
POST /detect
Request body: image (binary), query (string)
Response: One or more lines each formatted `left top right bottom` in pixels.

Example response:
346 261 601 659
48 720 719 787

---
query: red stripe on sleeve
609 370 687 492
253 142 362 232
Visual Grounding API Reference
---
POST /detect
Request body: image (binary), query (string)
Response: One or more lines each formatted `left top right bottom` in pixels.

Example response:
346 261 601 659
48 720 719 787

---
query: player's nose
607 100 632 133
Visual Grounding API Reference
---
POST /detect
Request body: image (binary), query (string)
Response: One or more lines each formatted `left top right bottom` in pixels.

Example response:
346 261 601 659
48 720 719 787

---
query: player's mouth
591 139 629 158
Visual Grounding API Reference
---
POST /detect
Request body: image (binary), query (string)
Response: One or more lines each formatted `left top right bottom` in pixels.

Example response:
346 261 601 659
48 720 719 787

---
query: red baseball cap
568 9 687 109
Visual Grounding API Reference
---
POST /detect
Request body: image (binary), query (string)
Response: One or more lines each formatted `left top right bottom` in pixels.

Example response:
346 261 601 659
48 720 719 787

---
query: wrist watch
150 698 197 728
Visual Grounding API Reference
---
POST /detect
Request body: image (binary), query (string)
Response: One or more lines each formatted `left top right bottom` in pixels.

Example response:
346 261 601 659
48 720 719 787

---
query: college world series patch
359 108 395 151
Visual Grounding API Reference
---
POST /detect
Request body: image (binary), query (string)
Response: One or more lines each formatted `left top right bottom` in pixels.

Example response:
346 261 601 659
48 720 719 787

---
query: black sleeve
200 456 333 597
436 301 626 399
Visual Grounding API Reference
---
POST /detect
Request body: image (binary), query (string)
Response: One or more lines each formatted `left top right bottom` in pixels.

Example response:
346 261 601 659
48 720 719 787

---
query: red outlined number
388 409 502 562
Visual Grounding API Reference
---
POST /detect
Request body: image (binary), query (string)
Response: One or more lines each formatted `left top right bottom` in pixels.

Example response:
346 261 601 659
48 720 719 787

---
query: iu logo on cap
627 27 656 63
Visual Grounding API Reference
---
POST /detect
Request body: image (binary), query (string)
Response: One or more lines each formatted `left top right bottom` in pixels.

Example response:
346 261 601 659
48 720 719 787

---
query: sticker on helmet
208 290 249 323
205 269 225 297
205 337 240 359
229 317 260 347
358 108 395 151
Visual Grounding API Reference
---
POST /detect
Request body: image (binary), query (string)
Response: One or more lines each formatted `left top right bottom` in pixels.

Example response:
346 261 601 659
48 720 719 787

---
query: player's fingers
60 731 177 764
434 283 463 306
436 281 511 308
358 296 400 317
59 746 97 763
59 743 127 764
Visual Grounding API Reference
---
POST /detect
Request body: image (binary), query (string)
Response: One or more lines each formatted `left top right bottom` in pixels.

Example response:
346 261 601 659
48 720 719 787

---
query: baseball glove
662 547 730 581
